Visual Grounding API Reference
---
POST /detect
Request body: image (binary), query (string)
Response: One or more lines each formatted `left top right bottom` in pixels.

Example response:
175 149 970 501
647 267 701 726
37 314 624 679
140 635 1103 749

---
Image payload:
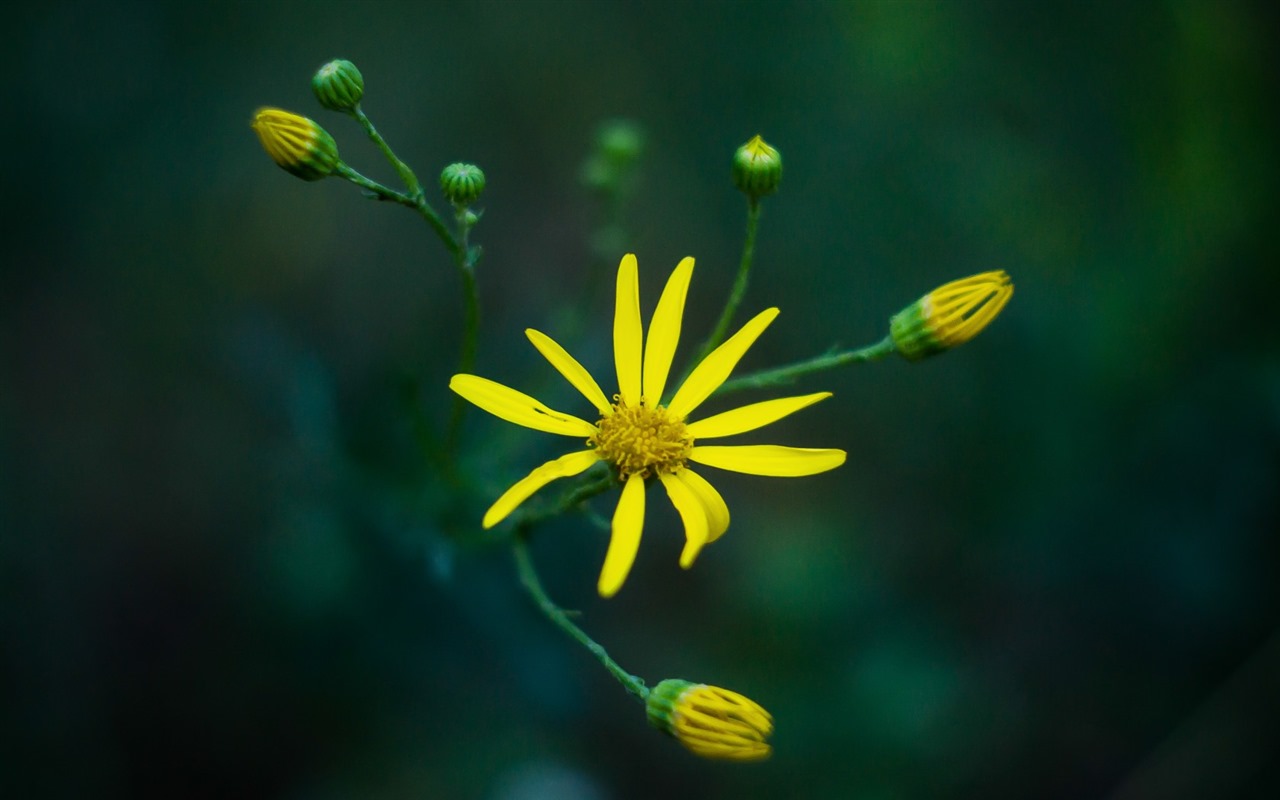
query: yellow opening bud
646 679 773 761
890 270 1014 360
732 134 782 199
251 108 340 181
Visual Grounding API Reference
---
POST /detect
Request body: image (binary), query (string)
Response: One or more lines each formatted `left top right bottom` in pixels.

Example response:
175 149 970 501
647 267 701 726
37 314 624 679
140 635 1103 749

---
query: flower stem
512 532 649 702
693 197 762 368
445 208 481 453
335 163 417 208
713 336 897 397
352 107 422 199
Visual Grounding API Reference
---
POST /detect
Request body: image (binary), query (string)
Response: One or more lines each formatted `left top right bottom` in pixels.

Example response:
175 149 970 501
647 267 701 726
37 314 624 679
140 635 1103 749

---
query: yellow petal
613 254 643 407
449 374 597 437
481 450 602 529
667 308 779 419
643 256 695 405
659 471 709 568
525 329 612 416
598 473 646 598
686 392 832 439
675 468 730 542
689 445 847 476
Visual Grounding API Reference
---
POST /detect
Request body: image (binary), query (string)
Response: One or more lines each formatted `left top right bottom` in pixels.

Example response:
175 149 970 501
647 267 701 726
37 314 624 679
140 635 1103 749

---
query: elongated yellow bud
890 270 1014 360
251 108 340 181
646 679 773 761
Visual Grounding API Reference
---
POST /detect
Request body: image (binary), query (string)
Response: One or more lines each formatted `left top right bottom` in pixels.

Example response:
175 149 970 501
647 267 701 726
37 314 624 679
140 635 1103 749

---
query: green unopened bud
599 120 644 164
581 119 644 192
251 108 340 181
646 679 773 761
890 271 1014 360
440 163 485 206
732 135 782 198
312 59 364 112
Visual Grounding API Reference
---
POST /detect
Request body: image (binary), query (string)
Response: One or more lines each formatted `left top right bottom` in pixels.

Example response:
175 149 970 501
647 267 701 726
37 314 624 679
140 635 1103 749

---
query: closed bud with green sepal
440 163 486 206
312 59 364 113
732 135 782 199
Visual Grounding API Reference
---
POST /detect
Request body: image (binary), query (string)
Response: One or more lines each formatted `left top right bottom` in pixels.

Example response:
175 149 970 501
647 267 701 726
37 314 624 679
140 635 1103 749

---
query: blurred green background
4 0 1278 797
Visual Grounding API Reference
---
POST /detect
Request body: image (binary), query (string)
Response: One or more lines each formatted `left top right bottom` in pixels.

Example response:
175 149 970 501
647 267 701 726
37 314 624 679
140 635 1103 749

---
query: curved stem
335 164 417 208
352 107 422 198
692 197 762 370
713 336 897 397
512 533 649 702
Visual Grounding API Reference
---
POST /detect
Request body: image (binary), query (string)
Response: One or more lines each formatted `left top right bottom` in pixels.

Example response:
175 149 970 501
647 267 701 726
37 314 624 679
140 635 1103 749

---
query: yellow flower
450 254 845 597
889 270 1013 361
646 679 773 761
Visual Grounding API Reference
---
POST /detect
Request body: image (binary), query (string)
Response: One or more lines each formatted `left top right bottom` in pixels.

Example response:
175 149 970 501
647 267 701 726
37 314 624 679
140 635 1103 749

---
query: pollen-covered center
591 400 693 480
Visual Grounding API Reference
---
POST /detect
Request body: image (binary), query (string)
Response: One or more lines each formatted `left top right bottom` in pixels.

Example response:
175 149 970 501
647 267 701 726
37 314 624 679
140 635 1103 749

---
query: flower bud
581 119 645 192
312 59 364 112
251 108 340 181
440 163 486 206
646 679 773 761
732 135 782 199
598 120 644 164
890 270 1014 360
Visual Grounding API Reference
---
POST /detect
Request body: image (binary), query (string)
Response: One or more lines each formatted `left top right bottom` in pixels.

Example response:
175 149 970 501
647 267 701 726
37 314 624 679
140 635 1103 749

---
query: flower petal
613 253 643 407
674 468 730 543
525 329 612 416
689 445 847 476
667 308 779 419
643 256 695 405
450 374 598 437
482 450 602 528
686 392 832 439
598 473 646 598
659 471 709 568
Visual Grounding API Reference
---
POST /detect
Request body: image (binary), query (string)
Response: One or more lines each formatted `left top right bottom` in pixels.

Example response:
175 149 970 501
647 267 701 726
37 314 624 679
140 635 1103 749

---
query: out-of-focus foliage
2 1 1277 798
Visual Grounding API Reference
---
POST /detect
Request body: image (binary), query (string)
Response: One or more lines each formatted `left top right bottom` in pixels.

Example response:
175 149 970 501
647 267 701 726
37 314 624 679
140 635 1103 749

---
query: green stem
692 197 762 370
512 533 649 701
352 107 422 198
335 164 417 208
713 336 898 397
445 208 481 453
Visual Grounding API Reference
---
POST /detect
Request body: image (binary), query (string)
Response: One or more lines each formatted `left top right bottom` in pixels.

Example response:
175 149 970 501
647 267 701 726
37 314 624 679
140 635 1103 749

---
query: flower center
591 399 693 480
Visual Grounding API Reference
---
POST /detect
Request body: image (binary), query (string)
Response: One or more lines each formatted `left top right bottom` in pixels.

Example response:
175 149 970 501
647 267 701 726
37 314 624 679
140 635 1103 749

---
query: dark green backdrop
3 1 1278 797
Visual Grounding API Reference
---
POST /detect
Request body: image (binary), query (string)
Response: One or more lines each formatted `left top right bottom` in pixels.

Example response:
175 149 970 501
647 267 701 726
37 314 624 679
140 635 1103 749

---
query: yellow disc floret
591 400 693 480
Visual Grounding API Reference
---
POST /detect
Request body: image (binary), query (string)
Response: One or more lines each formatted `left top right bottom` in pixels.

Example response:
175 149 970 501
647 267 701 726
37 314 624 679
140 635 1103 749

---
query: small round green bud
312 59 364 112
251 108 341 181
440 163 486 206
598 120 644 164
732 134 782 198
581 119 644 192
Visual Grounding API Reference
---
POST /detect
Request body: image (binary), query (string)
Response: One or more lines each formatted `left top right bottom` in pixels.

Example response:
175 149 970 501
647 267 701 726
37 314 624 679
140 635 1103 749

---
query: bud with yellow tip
251 108 341 181
890 270 1014 360
732 135 782 199
646 679 773 761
